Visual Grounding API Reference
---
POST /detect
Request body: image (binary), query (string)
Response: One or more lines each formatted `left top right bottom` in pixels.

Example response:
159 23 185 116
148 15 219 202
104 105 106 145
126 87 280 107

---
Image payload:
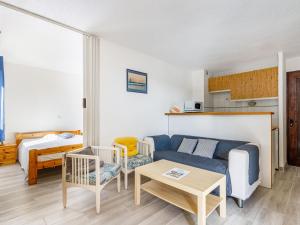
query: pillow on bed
58 133 75 139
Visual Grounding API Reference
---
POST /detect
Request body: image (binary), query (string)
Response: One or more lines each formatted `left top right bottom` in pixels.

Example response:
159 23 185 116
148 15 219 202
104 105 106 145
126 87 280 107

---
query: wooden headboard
15 130 81 146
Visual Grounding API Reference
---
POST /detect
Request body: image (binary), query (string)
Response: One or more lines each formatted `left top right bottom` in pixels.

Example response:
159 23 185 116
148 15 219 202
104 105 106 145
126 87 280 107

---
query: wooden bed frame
16 130 83 185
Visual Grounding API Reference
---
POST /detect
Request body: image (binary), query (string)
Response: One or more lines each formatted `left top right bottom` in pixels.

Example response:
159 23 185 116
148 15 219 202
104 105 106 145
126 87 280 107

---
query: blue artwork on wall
127 69 147 94
0 56 5 142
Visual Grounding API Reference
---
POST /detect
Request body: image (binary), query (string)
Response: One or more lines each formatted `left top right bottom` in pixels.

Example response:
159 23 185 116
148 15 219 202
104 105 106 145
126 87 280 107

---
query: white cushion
193 139 218 158
177 138 198 154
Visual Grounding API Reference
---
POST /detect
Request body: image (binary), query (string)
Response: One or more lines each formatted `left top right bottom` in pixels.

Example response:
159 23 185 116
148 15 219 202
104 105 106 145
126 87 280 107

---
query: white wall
190 70 205 101
209 57 278 76
99 40 190 145
0 7 83 143
4 63 83 142
286 55 300 72
189 69 212 110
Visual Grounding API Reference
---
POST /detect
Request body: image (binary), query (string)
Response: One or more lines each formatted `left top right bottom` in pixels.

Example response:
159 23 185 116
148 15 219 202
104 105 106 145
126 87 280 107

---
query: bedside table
0 144 17 166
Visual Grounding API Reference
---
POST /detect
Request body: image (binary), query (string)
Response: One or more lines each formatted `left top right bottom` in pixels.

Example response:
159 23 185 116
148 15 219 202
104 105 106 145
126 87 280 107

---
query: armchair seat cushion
86 163 121 185
123 154 152 170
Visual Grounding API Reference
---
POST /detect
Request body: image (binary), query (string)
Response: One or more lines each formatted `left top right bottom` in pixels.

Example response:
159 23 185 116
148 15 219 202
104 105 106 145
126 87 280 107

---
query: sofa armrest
229 149 249 199
229 143 260 200
144 134 171 153
143 137 155 158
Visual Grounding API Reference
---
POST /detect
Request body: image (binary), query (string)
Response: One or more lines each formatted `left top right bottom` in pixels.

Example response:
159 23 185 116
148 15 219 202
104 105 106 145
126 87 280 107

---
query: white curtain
83 35 101 146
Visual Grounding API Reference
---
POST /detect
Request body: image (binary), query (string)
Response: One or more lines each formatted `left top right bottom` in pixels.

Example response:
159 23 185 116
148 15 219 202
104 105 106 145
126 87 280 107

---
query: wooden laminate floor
0 164 300 225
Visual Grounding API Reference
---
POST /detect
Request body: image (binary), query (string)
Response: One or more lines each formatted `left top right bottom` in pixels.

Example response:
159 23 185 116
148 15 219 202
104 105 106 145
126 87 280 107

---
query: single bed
16 130 83 185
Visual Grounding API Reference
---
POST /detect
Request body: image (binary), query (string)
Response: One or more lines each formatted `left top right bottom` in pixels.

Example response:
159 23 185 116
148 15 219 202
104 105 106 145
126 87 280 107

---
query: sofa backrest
150 134 171 151
170 134 248 160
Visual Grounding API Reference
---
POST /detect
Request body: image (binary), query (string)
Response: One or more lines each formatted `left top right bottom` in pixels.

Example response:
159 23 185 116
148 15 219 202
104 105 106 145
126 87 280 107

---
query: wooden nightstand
0 144 17 166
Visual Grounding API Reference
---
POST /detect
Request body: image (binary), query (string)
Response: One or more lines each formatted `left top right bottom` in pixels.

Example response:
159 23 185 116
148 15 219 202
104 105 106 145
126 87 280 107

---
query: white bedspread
18 134 83 175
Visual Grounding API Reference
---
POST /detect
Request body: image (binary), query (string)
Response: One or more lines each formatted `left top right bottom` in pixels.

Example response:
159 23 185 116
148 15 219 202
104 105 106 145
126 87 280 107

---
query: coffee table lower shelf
141 180 222 217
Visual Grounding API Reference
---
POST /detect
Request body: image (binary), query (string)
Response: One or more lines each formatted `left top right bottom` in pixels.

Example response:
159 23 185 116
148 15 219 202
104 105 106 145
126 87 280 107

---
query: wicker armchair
113 137 152 189
62 146 121 214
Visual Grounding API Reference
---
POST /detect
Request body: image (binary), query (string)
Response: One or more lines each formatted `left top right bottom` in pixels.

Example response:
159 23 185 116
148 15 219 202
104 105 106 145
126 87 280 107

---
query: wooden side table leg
197 194 206 225
135 171 141 205
219 177 227 218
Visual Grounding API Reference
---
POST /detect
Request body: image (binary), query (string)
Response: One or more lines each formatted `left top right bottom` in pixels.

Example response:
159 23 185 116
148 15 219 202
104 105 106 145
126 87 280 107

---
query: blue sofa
145 134 260 208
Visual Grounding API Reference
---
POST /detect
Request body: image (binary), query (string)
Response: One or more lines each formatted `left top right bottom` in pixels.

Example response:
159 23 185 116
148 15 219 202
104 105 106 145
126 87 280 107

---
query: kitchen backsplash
205 92 278 126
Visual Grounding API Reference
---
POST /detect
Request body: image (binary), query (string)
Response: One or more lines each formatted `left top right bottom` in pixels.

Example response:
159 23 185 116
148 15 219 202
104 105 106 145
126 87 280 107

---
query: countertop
165 112 274 116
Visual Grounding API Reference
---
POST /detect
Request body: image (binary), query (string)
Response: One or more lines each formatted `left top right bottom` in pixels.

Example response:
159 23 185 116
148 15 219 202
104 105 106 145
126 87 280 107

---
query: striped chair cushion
89 163 121 185
67 163 121 185
123 154 152 170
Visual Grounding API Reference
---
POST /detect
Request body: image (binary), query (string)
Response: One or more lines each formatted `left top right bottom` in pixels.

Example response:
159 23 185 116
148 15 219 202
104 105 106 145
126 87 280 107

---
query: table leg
219 177 226 218
135 171 141 205
197 194 206 225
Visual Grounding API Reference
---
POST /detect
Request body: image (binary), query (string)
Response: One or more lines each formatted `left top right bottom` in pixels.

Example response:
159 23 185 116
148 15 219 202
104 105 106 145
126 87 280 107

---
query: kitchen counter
165 112 274 116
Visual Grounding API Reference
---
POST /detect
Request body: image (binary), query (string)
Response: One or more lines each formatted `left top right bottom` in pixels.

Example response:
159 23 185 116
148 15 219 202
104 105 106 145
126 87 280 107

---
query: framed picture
127 69 148 94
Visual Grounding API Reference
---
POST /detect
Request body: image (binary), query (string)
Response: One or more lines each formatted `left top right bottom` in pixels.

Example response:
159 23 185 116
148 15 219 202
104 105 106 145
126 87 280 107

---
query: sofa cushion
214 140 248 160
193 139 219 158
153 151 232 195
169 134 248 160
170 135 198 151
177 138 198 154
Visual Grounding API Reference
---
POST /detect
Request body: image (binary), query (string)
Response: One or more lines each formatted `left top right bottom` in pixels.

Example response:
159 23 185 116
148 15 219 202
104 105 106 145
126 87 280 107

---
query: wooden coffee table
135 159 226 225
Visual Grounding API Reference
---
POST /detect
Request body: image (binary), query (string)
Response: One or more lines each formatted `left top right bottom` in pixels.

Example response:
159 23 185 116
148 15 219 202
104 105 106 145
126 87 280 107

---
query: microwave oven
184 101 203 112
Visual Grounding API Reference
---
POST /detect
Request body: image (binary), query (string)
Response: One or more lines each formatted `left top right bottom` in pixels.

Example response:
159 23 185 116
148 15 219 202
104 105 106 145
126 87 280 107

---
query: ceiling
0 6 83 74
2 0 300 72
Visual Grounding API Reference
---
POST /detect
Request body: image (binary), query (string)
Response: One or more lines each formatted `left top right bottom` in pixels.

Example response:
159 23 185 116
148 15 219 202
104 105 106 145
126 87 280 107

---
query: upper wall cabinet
208 67 278 100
